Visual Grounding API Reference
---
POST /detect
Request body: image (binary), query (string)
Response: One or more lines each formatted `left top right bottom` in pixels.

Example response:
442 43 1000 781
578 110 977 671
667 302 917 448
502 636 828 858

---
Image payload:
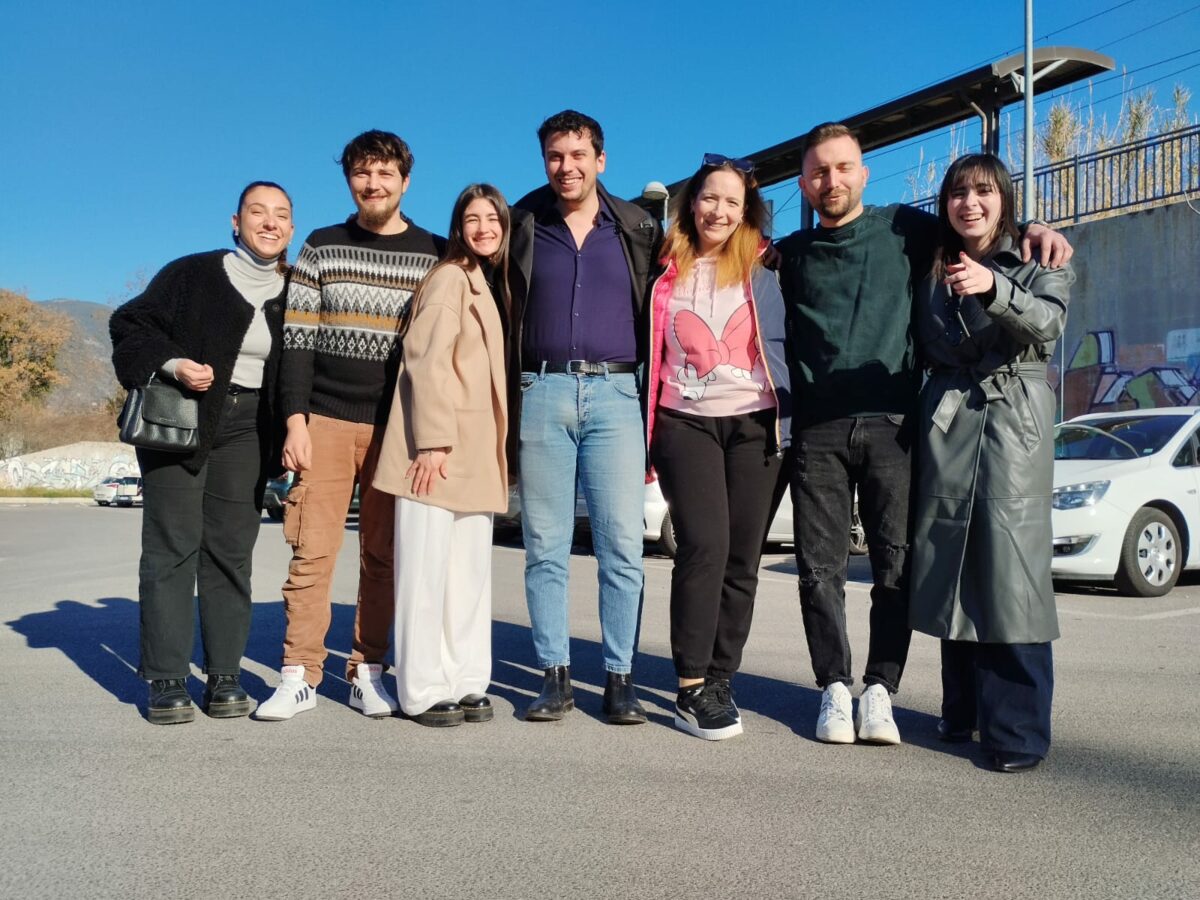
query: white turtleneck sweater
162 242 284 389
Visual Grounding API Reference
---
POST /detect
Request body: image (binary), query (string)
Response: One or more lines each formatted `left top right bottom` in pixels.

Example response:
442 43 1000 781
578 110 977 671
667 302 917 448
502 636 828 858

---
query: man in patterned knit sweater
257 130 443 720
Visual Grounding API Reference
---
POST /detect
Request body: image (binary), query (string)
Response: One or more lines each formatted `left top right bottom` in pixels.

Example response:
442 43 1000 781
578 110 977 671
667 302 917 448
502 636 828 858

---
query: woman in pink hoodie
646 155 792 741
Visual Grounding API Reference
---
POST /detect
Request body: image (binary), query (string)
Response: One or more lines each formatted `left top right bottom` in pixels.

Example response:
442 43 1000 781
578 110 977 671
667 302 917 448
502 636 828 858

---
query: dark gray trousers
136 391 264 680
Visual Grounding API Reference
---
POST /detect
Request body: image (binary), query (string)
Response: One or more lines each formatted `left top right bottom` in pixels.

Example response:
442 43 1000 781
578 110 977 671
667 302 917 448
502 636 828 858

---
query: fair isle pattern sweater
280 218 441 424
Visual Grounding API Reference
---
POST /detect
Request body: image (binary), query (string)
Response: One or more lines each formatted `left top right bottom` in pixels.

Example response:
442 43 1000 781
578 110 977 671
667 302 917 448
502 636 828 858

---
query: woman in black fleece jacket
110 181 293 724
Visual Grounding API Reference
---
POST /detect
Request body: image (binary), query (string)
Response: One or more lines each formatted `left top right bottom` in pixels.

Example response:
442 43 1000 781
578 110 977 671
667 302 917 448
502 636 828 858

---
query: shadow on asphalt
6 595 955 755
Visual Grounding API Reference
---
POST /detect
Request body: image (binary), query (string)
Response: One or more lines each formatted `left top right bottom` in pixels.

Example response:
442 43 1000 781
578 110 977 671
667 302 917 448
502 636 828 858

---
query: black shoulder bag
117 373 200 452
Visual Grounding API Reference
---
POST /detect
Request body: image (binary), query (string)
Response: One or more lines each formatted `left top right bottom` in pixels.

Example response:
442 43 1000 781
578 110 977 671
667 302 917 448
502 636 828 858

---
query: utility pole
1024 0 1036 219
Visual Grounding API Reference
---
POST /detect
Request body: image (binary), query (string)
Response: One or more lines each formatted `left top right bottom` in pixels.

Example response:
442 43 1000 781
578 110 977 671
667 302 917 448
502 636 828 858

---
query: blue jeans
518 369 645 673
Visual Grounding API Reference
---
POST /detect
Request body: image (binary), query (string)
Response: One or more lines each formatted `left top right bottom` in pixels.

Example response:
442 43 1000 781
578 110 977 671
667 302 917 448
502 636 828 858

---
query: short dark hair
537 110 604 157
801 122 860 163
340 130 414 178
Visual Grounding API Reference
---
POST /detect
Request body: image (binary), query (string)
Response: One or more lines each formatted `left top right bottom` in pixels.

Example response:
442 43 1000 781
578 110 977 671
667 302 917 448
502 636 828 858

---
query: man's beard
817 190 853 219
357 195 399 229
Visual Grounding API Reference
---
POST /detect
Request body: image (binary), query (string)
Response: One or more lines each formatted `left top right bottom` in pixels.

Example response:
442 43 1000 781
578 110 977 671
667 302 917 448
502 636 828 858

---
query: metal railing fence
911 123 1200 224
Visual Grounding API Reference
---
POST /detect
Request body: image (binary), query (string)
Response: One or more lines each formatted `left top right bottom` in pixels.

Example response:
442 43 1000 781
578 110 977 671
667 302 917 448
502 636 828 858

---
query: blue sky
2 0 1198 304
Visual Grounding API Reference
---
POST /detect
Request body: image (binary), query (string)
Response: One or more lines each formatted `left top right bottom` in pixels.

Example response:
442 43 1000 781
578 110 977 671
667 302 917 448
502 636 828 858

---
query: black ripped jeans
790 415 913 693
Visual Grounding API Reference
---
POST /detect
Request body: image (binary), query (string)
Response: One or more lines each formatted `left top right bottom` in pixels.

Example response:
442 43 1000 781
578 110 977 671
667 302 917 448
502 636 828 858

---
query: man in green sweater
777 122 1070 746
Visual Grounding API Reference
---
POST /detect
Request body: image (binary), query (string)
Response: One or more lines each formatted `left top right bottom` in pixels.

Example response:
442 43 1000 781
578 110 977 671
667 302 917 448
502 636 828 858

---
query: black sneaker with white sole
705 677 740 722
674 682 743 741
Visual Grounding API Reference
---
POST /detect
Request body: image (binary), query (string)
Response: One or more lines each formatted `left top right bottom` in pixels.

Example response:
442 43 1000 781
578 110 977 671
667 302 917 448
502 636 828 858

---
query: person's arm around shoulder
1020 221 1073 268
402 264 469 496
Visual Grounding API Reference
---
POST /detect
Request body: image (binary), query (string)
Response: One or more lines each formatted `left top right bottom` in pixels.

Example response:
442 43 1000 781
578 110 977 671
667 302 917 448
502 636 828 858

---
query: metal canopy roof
649 46 1114 202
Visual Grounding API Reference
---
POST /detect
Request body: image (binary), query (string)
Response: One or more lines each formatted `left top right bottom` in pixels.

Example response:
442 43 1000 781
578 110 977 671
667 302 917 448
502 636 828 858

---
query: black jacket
109 250 285 474
505 182 663 472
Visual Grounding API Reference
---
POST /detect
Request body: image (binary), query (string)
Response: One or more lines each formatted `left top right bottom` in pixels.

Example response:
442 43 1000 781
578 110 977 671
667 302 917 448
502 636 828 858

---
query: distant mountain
41 299 120 411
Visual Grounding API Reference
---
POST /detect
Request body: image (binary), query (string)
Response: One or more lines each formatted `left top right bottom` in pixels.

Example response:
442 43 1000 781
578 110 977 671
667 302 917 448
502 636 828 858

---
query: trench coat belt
929 361 1049 434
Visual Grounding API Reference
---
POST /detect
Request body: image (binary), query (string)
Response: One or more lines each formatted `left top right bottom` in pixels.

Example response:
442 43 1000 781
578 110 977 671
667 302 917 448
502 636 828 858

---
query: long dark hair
403 184 511 335
233 180 293 274
933 154 1020 278
660 160 770 287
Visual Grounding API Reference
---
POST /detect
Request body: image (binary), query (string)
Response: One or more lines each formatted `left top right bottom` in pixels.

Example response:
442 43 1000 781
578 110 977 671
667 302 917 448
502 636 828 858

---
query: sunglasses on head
702 153 754 174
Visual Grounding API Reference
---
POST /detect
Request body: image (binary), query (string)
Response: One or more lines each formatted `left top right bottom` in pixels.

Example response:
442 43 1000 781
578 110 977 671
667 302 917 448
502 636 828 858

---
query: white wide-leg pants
394 497 493 716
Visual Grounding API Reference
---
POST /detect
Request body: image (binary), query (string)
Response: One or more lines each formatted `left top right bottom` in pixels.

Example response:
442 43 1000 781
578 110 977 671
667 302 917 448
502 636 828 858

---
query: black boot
525 666 573 721
993 751 1042 773
459 694 494 723
413 700 466 728
148 679 195 725
203 674 253 718
602 672 647 725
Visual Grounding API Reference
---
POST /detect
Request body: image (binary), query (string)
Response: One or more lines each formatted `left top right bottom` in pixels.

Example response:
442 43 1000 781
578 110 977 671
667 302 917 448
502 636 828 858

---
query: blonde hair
659 161 768 287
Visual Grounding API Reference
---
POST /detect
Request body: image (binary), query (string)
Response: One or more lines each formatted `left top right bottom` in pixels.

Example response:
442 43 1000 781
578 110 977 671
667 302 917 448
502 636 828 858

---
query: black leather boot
459 694 494 723
993 751 1042 773
937 719 974 743
602 672 647 725
148 679 195 725
202 674 253 718
413 700 465 727
524 666 573 721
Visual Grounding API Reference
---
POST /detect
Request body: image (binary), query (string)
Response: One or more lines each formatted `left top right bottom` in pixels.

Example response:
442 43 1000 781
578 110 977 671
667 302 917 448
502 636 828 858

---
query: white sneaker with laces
815 682 855 744
256 665 316 721
349 663 398 718
856 683 902 745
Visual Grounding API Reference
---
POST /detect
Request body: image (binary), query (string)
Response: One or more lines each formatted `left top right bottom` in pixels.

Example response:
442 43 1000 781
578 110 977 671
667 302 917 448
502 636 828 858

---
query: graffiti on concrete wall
0 449 139 490
1061 327 1200 418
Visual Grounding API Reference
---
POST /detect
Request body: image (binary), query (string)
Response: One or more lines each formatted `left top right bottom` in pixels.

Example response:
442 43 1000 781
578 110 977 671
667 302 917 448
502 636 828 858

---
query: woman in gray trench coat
909 154 1073 773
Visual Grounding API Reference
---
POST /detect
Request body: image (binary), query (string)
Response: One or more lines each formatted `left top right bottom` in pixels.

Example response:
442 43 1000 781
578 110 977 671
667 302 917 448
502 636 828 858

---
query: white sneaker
815 682 855 744
856 683 902 745
256 666 316 721
349 663 398 718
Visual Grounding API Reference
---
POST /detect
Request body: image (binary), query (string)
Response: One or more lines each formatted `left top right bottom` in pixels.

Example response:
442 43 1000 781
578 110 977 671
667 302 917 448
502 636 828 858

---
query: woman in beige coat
374 183 511 727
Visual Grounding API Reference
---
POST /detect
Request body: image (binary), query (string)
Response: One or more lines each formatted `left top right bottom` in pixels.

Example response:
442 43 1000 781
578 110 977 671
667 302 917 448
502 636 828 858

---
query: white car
92 477 122 506
1051 407 1200 597
503 481 869 558
113 476 144 507
591 481 867 559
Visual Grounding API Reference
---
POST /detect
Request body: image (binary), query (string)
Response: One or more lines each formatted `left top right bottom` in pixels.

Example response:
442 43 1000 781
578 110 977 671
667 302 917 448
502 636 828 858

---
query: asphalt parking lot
2 503 1198 899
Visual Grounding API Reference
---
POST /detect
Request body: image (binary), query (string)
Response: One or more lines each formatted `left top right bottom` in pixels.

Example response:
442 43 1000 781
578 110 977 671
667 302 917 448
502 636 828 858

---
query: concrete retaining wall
0 442 139 489
1057 199 1200 417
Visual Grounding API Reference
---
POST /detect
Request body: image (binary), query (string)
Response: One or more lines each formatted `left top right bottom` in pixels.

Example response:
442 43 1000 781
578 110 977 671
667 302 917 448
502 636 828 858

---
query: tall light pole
1024 0 1036 219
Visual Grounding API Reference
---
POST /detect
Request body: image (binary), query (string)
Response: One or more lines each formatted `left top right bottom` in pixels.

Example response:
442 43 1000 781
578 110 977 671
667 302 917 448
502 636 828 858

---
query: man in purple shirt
507 110 662 724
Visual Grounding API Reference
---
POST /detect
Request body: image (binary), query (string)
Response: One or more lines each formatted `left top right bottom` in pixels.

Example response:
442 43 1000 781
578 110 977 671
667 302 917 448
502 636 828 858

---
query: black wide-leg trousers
136 391 265 681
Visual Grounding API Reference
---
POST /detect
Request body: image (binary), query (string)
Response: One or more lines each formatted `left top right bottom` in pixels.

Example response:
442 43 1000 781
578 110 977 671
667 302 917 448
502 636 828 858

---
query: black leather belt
537 361 638 375
228 384 260 395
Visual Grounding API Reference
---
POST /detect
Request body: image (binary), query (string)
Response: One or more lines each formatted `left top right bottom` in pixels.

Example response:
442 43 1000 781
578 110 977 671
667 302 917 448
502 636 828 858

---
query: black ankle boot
202 674 253 718
602 672 647 725
459 694 494 723
413 700 465 727
148 679 195 725
525 666 573 721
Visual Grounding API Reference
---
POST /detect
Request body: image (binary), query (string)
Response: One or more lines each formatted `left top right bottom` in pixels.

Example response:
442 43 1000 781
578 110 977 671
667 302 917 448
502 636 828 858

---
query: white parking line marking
1059 605 1200 621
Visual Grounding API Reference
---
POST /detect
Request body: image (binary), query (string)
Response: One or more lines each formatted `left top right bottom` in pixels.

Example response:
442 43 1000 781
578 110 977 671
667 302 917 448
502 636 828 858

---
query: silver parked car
500 481 868 558
93 477 122 506
640 479 868 558
113 476 143 507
